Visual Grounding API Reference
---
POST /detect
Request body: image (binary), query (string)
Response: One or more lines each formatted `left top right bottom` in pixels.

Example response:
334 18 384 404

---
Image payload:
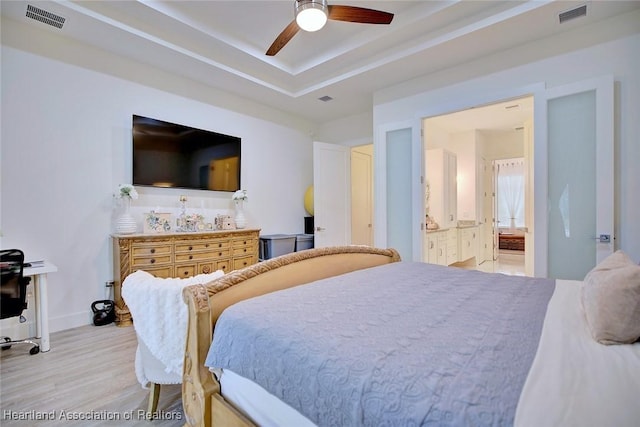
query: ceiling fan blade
266 20 300 56
328 5 394 24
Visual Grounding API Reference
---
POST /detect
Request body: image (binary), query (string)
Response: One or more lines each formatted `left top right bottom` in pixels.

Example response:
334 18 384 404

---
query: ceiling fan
266 0 394 56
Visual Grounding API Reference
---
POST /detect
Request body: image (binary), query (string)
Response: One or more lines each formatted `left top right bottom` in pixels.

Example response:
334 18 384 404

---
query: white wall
315 111 373 147
448 131 477 221
481 130 525 161
374 31 640 263
1 29 314 332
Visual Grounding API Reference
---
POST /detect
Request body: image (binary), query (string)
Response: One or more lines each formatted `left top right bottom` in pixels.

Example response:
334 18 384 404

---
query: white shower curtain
496 158 525 230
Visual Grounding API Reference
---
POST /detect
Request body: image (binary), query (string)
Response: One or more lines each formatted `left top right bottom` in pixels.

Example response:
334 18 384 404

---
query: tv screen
132 115 241 192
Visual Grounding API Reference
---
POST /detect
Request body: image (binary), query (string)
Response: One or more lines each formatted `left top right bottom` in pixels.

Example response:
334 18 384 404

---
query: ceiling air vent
559 4 587 24
318 96 333 102
26 4 66 29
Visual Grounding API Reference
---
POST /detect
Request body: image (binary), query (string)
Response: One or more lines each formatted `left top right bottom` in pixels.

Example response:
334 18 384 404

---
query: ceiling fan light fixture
295 0 328 32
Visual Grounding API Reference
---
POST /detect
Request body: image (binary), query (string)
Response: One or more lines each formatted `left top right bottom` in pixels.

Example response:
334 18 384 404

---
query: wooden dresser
112 229 260 326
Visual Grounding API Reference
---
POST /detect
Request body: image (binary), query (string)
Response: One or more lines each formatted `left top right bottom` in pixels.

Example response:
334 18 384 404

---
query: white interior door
384 128 415 260
375 122 421 261
313 141 351 248
481 158 494 263
534 76 614 279
523 119 534 276
351 147 373 246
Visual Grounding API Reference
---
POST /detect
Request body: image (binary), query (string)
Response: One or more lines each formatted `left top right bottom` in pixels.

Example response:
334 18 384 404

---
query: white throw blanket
122 269 224 386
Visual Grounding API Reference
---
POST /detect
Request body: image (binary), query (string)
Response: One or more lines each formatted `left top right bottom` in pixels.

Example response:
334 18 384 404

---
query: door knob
316 227 326 232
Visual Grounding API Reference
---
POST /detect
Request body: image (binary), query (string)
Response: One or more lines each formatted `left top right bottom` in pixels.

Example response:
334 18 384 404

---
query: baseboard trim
3 311 102 338
49 311 92 333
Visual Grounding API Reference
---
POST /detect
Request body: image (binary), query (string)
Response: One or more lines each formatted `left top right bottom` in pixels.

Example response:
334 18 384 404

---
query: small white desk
23 261 57 352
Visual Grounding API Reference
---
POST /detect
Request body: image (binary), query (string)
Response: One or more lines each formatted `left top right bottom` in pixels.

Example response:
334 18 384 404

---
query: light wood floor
0 324 183 426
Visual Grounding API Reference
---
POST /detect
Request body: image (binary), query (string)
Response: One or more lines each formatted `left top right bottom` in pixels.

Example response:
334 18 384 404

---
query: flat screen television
132 115 241 192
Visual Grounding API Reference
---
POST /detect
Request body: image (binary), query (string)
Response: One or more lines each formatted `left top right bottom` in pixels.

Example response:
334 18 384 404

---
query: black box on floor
304 216 314 234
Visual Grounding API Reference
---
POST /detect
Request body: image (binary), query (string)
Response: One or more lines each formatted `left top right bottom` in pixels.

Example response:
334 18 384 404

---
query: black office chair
1 249 40 355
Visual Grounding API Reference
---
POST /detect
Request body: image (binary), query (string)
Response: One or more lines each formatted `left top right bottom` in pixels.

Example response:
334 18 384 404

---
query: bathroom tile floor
474 250 526 276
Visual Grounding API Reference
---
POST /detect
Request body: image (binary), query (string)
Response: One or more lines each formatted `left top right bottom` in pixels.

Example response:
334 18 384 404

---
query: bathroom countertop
425 222 479 233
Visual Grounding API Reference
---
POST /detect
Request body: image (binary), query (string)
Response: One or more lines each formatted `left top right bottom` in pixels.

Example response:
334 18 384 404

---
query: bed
181 246 640 427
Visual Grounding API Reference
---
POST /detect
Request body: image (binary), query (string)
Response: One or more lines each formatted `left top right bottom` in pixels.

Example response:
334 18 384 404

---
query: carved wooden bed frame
181 246 401 427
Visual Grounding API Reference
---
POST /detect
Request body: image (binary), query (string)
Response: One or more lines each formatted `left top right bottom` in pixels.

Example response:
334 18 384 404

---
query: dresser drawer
175 249 229 262
176 260 229 278
175 264 196 279
232 237 257 256
132 254 172 268
232 246 254 256
232 237 256 247
233 256 254 271
215 259 231 273
175 239 229 253
131 243 172 257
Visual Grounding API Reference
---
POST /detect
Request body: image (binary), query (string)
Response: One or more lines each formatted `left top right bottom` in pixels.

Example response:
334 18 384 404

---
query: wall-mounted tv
132 115 241 192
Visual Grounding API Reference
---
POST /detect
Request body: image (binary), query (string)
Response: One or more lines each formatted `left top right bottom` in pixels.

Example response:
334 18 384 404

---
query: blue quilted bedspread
205 262 555 426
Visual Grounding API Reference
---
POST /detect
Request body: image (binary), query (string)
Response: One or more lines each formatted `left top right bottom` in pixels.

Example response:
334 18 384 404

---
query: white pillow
582 250 640 345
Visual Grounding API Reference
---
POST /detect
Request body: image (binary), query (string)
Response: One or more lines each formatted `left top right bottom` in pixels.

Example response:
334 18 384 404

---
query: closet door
385 128 413 260
535 76 614 279
313 141 351 248
445 150 457 228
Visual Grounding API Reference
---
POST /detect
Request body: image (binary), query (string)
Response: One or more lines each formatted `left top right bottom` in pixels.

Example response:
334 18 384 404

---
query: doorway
493 157 526 275
422 96 533 276
351 144 374 246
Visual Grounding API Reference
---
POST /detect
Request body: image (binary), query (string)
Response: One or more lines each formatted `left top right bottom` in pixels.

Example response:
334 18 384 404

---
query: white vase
234 200 247 229
116 197 137 234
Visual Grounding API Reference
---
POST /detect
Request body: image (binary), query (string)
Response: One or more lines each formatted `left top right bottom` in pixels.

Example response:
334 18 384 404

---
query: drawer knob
189 255 193 260
150 248 155 254
218 243 222 248
244 248 247 252
202 266 210 273
150 259 155 264
183 271 189 276
205 244 209 248
218 252 222 256
188 246 193 251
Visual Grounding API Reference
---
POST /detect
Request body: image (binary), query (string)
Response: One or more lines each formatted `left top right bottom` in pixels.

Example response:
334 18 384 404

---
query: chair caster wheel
30 346 40 355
